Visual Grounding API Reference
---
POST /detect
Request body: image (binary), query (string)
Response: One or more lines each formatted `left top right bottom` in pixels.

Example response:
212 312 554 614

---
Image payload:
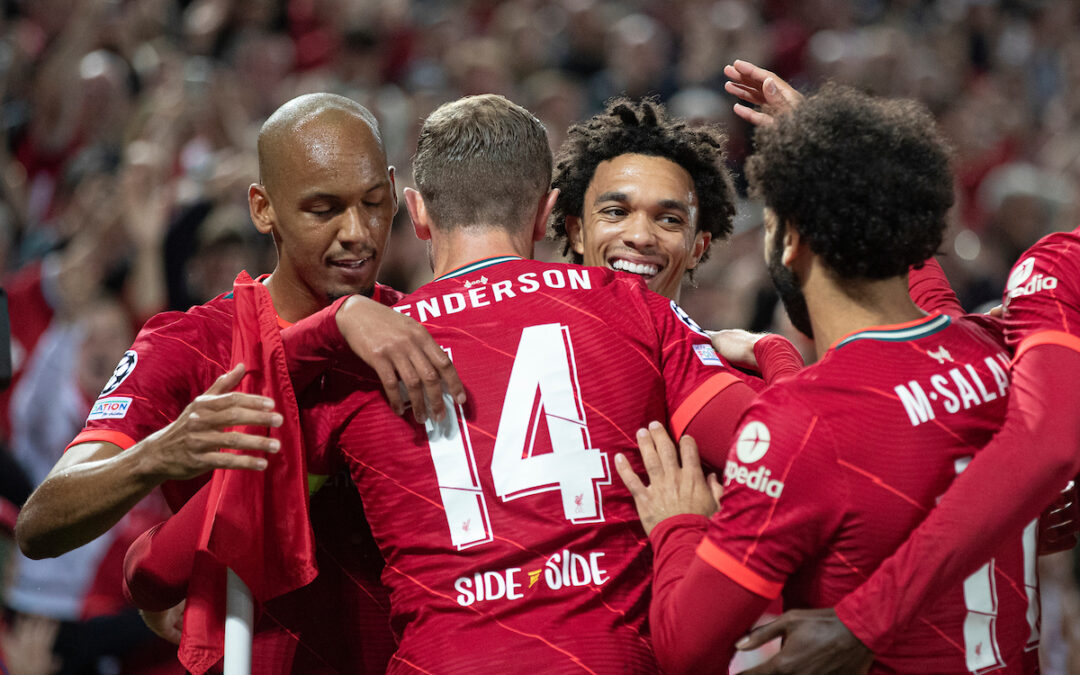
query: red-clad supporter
618 86 1038 674
16 93 464 674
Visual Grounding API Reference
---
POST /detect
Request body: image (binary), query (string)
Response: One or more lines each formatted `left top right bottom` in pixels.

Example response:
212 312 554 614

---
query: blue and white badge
693 343 723 366
87 397 133 421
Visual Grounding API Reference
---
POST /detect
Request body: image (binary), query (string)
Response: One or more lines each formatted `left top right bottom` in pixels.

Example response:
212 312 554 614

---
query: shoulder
125 295 235 371
374 283 406 307
1005 228 1080 302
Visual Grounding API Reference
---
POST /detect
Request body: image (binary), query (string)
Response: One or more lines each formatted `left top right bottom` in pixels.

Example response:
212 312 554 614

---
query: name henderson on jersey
894 350 1011 427
393 267 594 322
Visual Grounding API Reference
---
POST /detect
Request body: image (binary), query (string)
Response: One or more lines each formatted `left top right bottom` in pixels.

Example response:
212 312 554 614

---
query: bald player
16 93 462 672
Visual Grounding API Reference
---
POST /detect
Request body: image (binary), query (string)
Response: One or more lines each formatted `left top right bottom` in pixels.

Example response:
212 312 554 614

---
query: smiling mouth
610 258 661 278
329 257 370 270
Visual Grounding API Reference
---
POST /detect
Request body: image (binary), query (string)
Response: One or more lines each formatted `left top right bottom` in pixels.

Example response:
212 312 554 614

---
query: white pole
224 568 253 675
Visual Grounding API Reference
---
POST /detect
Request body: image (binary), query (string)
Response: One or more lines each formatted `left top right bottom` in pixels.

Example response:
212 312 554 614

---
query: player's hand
335 294 466 424
724 59 804 126
987 304 1004 318
139 364 282 481
708 329 765 370
615 422 723 536
140 601 185 644
1039 480 1080 555
734 608 873 675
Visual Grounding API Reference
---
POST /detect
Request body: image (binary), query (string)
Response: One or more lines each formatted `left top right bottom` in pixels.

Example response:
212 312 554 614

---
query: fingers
614 453 648 502
189 406 283 432
425 340 467 407
677 434 703 478
408 348 448 423
733 103 775 127
373 361 406 416
648 421 681 476
204 363 245 396
193 390 276 414
707 473 724 503
636 425 664 482
736 616 788 651
202 449 270 472
390 352 429 424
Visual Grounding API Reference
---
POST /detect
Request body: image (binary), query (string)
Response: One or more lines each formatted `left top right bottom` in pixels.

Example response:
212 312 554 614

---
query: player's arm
15 365 281 559
908 257 964 318
280 294 465 424
615 425 773 673
708 331 804 384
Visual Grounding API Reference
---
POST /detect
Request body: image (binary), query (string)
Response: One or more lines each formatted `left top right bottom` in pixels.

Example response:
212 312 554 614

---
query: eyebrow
594 191 690 214
298 180 390 202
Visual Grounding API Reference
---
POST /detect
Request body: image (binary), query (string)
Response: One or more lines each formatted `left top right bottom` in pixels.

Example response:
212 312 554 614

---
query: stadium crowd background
0 0 1078 672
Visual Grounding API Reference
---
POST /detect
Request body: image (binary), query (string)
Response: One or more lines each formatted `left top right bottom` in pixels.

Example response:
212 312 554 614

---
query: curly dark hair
549 97 736 265
747 84 953 279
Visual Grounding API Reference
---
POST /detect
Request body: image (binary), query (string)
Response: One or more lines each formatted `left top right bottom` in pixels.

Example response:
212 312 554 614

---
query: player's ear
404 187 431 241
566 214 585 256
533 189 559 242
249 184 274 235
388 166 399 217
780 221 803 268
686 231 711 271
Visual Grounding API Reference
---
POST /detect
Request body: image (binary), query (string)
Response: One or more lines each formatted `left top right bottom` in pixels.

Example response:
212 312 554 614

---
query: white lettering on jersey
895 352 1011 427
87 396 132 421
454 548 609 607
394 269 593 319
1006 257 1057 302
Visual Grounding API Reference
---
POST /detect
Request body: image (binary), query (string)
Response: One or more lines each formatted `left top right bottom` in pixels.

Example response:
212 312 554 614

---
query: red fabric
834 227 1080 653
683 382 758 470
178 272 317 675
648 515 770 674
302 259 742 673
835 342 1080 655
279 294 350 392
908 257 965 318
708 314 1037 673
751 334 804 384
125 487 209 611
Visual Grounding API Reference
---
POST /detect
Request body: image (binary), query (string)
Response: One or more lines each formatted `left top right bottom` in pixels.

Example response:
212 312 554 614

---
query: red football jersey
702 313 1038 674
1003 226 1080 357
69 280 403 674
303 257 745 674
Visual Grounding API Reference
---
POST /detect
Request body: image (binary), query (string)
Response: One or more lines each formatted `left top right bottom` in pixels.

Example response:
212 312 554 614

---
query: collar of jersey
224 273 293 328
832 312 951 351
434 256 523 282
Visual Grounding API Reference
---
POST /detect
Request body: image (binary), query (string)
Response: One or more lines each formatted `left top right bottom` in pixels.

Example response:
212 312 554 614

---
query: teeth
611 259 659 276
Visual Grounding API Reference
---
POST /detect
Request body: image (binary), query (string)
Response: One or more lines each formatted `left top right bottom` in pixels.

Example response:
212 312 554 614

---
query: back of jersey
306 258 740 674
705 313 1038 674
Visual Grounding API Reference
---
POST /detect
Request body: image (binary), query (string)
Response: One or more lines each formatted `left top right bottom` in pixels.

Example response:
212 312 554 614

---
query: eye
659 214 686 227
600 206 628 218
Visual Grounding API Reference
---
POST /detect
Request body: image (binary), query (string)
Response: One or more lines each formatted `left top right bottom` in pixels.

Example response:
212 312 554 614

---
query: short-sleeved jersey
702 313 1038 674
303 257 746 674
69 279 403 674
1003 226 1080 358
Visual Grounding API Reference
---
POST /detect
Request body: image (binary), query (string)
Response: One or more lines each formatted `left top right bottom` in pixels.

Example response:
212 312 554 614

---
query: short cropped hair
550 97 736 264
413 94 552 231
747 84 953 279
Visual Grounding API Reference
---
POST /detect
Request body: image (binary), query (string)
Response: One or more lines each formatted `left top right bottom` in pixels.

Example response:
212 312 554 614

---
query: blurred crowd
1 0 1079 672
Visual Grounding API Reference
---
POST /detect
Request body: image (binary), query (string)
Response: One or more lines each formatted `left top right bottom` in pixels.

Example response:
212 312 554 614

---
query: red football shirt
834 227 1080 655
303 257 748 674
69 280 403 674
702 313 1038 674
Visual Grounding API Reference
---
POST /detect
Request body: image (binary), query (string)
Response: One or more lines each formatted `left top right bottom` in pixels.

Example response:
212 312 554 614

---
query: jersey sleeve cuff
671 372 741 438
66 429 137 453
1012 330 1080 364
695 537 783 599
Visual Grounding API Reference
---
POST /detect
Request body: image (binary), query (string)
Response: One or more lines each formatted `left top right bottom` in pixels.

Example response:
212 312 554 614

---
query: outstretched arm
281 294 466 424
16 365 280 559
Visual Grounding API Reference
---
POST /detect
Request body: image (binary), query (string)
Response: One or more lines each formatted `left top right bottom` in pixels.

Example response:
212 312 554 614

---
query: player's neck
806 270 926 358
430 228 535 278
263 270 327 324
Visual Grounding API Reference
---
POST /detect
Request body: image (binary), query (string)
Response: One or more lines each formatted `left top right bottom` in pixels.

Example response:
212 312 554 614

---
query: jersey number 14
423 323 610 550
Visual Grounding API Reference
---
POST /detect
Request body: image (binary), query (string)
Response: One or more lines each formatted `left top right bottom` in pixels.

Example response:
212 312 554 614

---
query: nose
621 211 658 250
337 206 370 246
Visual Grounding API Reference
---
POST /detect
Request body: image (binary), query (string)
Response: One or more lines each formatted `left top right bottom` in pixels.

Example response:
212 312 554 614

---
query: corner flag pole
224 568 253 675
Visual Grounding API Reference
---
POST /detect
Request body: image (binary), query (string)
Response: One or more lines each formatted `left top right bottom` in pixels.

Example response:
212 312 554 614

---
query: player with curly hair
617 85 1038 674
550 97 736 303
